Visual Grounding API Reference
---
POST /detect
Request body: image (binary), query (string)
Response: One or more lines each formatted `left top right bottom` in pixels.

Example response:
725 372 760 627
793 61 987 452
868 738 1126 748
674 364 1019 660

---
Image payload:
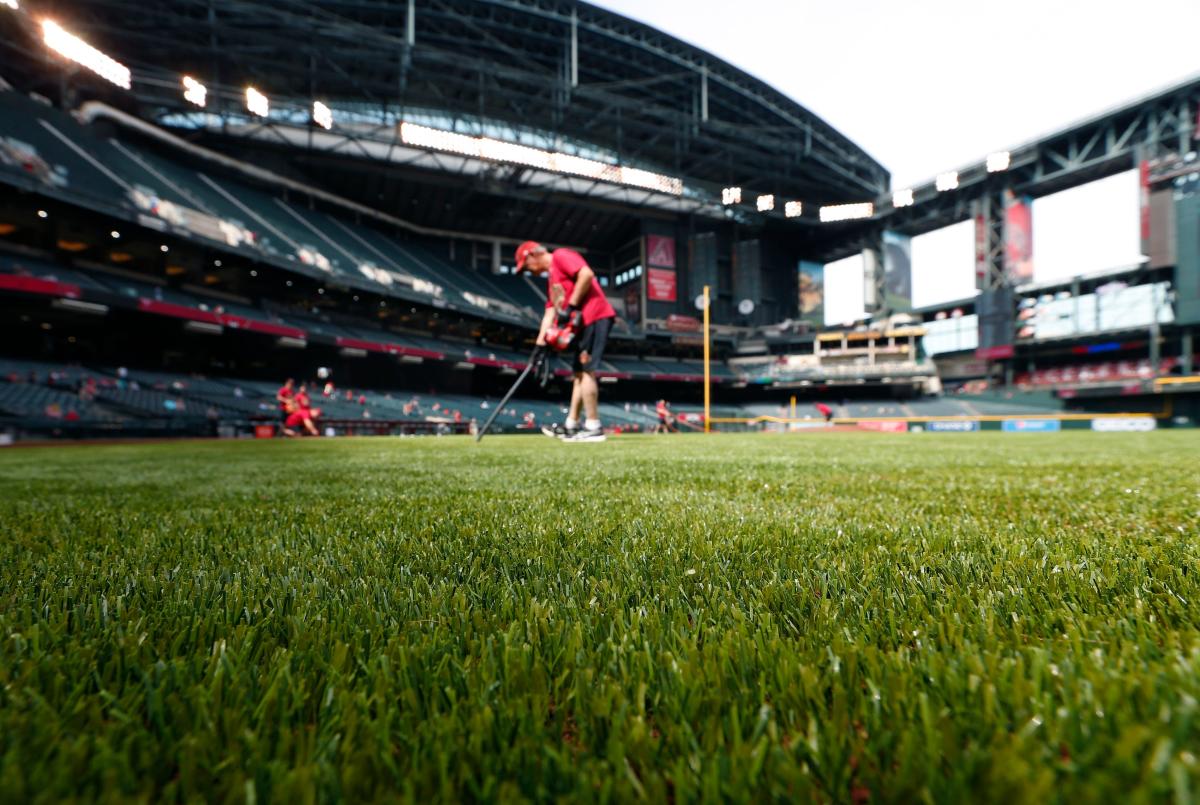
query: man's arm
568 265 595 307
536 306 556 346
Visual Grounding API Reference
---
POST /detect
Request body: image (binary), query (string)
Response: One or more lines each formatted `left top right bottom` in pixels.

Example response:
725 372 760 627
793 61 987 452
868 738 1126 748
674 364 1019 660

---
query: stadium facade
0 0 1197 438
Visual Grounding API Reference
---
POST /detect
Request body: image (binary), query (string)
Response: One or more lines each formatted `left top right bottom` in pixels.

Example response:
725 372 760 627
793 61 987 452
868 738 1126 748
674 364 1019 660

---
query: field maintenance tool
474 345 552 441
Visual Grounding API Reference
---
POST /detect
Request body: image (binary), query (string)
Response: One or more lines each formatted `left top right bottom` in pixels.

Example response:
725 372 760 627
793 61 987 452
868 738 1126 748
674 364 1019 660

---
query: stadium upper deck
0 0 888 251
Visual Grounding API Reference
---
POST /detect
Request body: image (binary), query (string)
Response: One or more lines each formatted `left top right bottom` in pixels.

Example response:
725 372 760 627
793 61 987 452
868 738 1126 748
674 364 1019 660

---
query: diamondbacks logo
549 283 567 313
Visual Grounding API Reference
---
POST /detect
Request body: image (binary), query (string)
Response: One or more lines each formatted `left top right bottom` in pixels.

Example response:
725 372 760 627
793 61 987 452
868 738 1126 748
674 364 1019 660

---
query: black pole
475 347 543 442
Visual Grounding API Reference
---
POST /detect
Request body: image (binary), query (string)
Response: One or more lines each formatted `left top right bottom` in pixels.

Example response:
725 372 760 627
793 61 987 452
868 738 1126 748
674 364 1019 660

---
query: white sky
593 0 1200 320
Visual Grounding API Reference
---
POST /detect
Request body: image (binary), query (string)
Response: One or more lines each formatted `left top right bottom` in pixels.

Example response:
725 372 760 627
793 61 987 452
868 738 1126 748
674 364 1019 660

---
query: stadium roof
8 0 888 208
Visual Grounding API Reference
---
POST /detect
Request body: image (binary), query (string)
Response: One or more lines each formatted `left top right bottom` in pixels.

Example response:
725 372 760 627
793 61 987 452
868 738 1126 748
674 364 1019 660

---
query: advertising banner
883 231 913 313
857 420 909 433
974 209 988 289
1001 419 1061 432
646 235 676 268
665 314 701 332
926 420 980 432
1004 194 1034 283
1091 417 1156 432
798 261 824 325
624 283 641 327
647 267 677 302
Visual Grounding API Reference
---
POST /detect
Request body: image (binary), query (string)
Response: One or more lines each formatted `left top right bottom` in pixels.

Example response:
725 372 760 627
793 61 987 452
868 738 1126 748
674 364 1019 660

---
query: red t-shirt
277 386 293 412
545 248 615 326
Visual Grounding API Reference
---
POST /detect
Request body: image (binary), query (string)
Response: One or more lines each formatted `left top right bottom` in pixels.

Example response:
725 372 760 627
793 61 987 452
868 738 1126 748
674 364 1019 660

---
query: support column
1149 281 1162 370
569 10 578 88
975 187 1007 292
974 185 1016 375
862 233 885 319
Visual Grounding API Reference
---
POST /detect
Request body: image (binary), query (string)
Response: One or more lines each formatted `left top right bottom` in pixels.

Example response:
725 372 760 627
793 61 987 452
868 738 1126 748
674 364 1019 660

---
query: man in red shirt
284 405 321 437
515 240 615 442
654 399 676 434
276 378 295 430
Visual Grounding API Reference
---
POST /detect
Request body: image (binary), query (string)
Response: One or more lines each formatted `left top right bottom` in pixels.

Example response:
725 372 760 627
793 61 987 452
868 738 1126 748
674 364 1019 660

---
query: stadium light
721 186 742 205
892 188 914 208
819 202 874 222
182 76 206 108
42 20 131 90
784 200 802 218
986 151 1011 172
935 171 959 191
397 122 683 195
246 87 269 117
756 194 775 212
313 101 333 130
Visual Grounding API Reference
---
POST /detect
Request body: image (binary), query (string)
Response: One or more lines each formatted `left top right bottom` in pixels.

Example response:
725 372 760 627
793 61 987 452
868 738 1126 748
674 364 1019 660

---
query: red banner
137 298 223 324
974 210 987 288
976 344 1015 360
0 274 81 299
1004 195 1033 283
857 420 909 433
665 314 701 332
220 315 306 339
647 267 677 302
645 235 676 268
1139 159 1151 248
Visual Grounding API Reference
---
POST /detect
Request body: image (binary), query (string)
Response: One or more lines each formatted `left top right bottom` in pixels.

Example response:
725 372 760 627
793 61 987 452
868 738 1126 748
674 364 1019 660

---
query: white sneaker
564 426 606 443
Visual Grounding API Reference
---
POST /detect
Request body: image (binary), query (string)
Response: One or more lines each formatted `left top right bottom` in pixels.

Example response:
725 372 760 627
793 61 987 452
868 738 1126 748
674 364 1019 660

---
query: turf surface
1 432 1198 802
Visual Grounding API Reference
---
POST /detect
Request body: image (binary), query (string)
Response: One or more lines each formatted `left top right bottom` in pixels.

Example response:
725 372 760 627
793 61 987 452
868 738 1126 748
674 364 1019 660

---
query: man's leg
564 320 608 442
579 370 599 422
543 373 584 438
568 374 584 423
563 369 605 441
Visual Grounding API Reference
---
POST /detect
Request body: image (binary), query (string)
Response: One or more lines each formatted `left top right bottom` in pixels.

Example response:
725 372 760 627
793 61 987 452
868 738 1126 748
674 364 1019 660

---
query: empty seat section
0 380 120 421
0 91 128 205
271 202 402 290
324 222 475 300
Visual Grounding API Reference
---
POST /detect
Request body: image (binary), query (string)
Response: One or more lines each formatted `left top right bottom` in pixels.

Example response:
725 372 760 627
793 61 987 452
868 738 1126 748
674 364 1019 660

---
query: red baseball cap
514 240 543 272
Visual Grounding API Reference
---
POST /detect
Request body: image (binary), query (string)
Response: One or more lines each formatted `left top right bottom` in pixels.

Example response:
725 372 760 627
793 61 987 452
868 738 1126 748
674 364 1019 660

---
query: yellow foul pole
703 285 710 433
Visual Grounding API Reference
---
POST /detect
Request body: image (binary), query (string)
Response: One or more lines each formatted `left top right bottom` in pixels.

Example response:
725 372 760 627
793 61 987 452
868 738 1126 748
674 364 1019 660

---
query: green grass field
1 432 1198 802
